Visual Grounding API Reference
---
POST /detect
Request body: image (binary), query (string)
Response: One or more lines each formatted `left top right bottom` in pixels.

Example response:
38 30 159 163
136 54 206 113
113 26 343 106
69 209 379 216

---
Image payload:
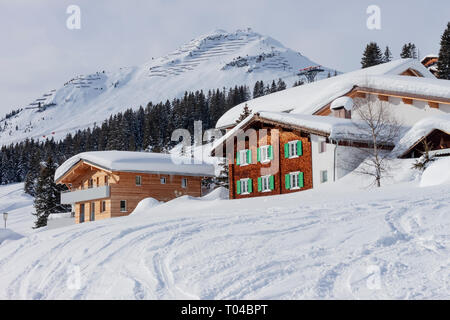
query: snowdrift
420 157 450 187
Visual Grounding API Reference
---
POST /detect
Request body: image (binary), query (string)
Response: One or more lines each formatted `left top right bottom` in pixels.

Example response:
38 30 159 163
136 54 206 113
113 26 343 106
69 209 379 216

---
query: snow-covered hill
0 159 449 299
0 28 335 146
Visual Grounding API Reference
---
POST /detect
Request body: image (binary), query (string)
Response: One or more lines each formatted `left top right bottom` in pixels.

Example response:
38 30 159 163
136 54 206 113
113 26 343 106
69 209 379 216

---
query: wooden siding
229 124 313 200
63 166 203 223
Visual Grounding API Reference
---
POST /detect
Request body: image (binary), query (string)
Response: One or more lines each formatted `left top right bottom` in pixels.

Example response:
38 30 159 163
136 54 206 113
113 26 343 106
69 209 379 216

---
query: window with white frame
288 141 298 158
181 178 188 188
238 149 250 166
320 170 328 183
259 145 271 163
135 175 142 186
260 175 271 192
240 178 251 194
160 177 166 184
290 172 300 189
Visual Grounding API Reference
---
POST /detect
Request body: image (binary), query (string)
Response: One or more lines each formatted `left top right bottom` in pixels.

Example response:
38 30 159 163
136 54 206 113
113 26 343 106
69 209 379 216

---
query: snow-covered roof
211 111 396 155
392 114 450 157
331 96 353 111
216 59 440 129
55 151 216 182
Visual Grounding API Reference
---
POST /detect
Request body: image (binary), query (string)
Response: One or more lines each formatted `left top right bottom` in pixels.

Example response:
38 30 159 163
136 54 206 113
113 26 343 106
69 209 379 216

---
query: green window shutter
299 172 304 188
257 147 260 163
284 143 289 158
248 179 253 193
269 175 274 190
268 145 273 160
285 174 290 190
247 149 252 164
297 140 303 156
236 151 240 166
257 177 262 192
236 180 241 195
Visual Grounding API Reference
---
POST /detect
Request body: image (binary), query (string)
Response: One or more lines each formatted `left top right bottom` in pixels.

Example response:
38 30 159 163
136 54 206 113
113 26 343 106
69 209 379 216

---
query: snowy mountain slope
0 28 335 146
0 162 449 299
0 183 35 235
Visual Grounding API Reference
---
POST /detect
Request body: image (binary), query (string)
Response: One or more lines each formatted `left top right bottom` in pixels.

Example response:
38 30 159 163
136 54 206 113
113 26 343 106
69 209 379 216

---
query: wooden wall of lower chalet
109 172 202 217
74 199 111 223
229 126 313 199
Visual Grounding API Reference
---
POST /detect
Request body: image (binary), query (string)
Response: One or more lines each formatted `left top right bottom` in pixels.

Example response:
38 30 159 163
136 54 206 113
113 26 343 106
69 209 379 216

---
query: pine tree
361 42 383 68
24 149 40 196
383 46 393 62
276 78 286 91
33 156 59 228
235 104 252 124
437 22 450 80
400 43 417 59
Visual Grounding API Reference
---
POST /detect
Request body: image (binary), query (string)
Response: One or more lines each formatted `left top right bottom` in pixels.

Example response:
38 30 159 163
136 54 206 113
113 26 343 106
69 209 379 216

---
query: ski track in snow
0 181 449 299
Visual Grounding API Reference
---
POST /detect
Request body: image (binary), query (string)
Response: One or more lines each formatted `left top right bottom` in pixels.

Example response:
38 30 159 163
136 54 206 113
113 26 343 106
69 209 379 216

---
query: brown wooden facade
400 129 450 158
223 121 314 200
57 161 204 223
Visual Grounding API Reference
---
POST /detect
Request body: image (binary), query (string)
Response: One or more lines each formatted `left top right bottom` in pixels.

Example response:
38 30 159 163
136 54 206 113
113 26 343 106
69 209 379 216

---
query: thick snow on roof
331 96 353 111
211 112 396 154
216 59 439 129
392 114 450 157
55 151 216 182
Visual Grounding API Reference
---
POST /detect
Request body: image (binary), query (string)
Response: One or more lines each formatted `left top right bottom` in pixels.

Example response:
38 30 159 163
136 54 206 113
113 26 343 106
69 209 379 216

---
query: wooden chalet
55 151 215 223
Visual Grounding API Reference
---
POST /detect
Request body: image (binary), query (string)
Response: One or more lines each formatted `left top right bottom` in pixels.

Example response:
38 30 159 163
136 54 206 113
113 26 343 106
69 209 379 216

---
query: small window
259 145 272 163
101 201 106 213
320 170 328 183
238 178 252 195
88 179 94 189
90 202 95 221
259 175 273 192
120 200 127 212
96 177 99 186
285 140 302 158
237 149 251 166
319 141 327 153
285 171 304 190
104 176 109 186
160 177 166 184
136 175 142 186
181 178 188 188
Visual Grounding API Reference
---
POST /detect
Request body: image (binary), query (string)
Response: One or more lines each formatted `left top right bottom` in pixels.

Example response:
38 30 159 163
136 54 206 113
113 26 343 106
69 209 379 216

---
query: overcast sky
0 0 448 115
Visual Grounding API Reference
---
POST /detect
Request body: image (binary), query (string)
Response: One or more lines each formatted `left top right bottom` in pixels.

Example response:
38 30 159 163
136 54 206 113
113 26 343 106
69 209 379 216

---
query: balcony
61 185 110 204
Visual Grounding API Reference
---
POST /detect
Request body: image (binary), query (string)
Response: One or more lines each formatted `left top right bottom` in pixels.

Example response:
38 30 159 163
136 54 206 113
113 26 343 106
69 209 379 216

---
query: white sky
0 0 448 115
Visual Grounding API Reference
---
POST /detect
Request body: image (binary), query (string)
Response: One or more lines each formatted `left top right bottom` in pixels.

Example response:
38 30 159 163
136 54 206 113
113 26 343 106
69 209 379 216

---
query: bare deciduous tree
349 95 403 187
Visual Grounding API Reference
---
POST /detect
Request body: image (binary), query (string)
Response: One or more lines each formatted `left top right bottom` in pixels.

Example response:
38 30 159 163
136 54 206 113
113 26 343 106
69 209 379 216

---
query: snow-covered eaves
216 59 439 129
211 111 395 156
392 114 450 157
55 151 216 182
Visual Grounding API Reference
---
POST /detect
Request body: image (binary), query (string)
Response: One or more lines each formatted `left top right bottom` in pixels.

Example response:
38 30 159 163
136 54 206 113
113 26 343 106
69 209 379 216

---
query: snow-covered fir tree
361 42 383 68
400 43 418 59
383 46 393 62
437 22 450 80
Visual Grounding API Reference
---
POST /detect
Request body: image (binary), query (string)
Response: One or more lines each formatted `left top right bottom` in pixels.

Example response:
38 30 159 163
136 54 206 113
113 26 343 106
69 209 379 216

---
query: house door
80 204 85 223
90 202 95 221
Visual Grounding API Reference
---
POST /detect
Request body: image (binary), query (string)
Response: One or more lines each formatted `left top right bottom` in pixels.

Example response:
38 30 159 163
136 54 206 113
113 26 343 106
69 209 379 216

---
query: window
88 179 94 189
285 172 304 190
80 204 85 223
136 175 142 186
160 177 166 184
285 140 303 158
320 170 328 183
258 175 274 192
258 145 273 163
90 202 95 221
96 177 99 186
236 149 251 166
236 178 252 195
120 200 127 212
101 201 106 213
319 141 327 153
181 178 188 188
104 176 109 186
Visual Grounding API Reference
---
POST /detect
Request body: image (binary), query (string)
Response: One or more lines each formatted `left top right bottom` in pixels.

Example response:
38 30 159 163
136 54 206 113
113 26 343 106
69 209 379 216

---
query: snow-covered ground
0 160 449 299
